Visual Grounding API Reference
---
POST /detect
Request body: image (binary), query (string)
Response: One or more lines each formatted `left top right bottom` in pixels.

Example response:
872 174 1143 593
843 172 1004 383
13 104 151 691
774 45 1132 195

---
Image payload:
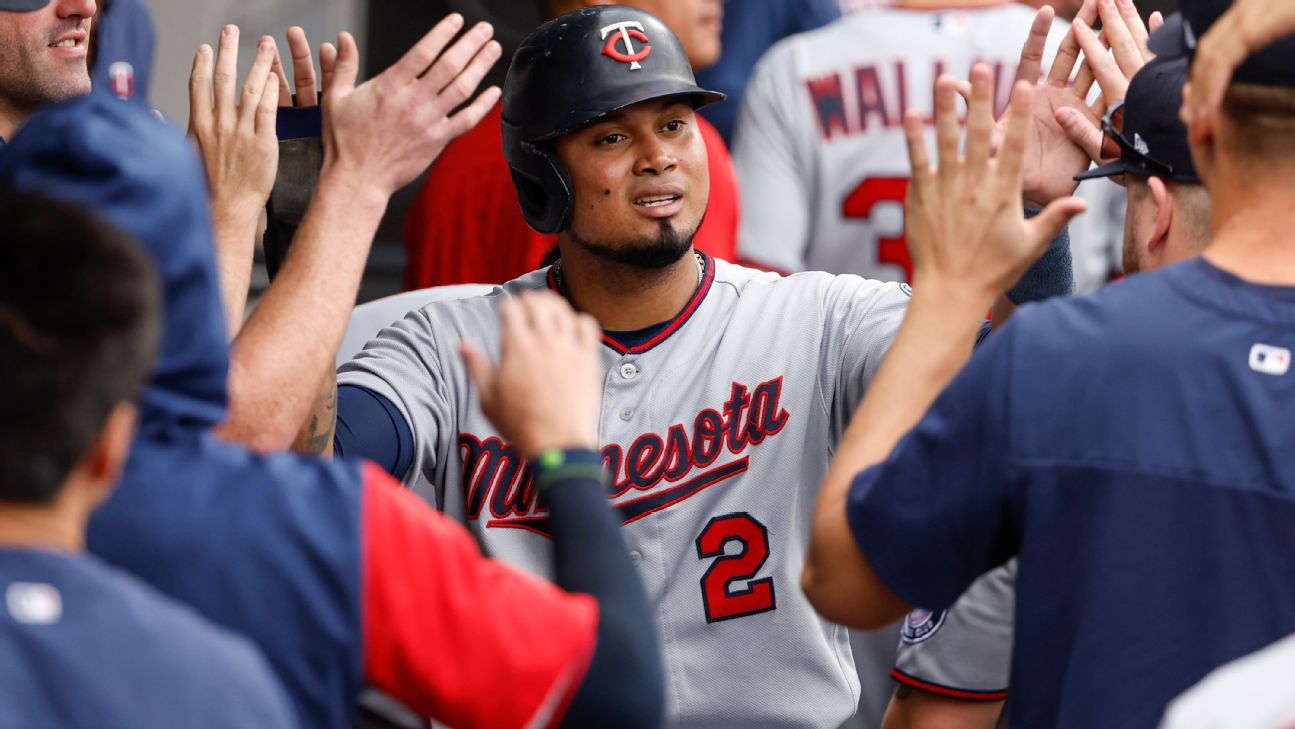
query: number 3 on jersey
842 176 912 281
696 513 776 623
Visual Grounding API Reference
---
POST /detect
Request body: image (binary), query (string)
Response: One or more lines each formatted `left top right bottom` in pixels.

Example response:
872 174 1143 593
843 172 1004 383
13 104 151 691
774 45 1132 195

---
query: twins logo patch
108 61 135 100
900 608 947 645
600 21 652 70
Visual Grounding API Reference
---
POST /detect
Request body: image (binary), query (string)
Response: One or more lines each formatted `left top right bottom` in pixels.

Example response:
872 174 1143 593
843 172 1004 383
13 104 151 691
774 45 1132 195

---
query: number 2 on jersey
696 513 776 623
842 176 912 281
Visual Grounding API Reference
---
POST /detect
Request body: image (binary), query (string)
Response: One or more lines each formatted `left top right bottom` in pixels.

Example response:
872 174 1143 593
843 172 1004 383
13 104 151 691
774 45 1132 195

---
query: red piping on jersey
545 252 716 355
890 668 1009 702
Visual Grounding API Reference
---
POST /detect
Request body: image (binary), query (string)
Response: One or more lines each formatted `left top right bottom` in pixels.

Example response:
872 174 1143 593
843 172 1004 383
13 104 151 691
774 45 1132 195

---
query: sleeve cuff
530 448 606 495
891 668 1009 702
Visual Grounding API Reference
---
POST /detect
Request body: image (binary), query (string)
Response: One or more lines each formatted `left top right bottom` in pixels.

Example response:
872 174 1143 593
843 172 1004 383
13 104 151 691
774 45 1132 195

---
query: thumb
329 32 358 94
1055 107 1104 163
459 341 496 407
1025 197 1087 250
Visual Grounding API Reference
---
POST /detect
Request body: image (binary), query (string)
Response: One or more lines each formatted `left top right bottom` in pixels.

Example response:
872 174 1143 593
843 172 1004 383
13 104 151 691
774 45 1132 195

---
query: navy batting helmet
501 5 724 234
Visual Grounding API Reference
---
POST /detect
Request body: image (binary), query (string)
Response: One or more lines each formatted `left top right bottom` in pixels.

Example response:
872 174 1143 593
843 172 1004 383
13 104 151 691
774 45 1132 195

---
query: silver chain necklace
552 250 705 294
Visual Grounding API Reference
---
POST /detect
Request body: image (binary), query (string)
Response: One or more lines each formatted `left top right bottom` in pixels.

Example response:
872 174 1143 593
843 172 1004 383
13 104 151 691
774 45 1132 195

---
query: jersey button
619 363 639 379
619 406 635 421
629 550 643 565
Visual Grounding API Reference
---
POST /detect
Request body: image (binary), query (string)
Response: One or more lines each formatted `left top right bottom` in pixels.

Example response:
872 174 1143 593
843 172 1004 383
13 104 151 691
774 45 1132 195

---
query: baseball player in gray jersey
302 6 1067 727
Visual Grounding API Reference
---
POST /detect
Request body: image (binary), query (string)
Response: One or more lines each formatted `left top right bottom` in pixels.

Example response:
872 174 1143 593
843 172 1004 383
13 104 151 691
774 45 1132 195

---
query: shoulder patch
900 608 947 645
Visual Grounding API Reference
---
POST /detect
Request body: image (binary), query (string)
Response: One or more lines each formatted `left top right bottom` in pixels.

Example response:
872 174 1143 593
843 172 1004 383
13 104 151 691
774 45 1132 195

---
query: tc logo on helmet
600 21 652 70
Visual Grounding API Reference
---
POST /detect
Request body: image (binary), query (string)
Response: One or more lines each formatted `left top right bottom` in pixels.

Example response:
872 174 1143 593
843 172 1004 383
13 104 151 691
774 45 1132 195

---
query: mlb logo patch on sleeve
6 582 62 625
1248 344 1291 376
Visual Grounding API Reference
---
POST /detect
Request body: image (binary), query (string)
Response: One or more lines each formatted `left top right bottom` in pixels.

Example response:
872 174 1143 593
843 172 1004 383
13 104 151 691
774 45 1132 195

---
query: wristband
531 448 607 495
1008 208 1074 305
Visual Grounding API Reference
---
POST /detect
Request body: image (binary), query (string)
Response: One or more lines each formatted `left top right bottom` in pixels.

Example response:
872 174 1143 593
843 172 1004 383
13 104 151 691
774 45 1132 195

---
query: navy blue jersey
90 0 155 102
2 93 603 729
0 549 293 728
848 257 1295 729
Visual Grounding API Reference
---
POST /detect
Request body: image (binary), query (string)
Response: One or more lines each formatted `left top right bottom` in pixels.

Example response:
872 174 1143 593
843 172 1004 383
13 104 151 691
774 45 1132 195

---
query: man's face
626 0 722 70
0 0 96 116
554 97 710 269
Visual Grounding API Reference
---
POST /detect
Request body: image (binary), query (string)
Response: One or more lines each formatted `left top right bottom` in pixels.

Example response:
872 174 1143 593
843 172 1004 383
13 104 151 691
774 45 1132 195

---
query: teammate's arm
207 17 504 453
364 292 662 728
802 67 1085 628
1184 0 1295 128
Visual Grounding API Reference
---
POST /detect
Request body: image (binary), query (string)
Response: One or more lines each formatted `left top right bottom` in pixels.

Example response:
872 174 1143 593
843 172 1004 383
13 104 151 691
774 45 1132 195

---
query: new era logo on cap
1249 343 1291 376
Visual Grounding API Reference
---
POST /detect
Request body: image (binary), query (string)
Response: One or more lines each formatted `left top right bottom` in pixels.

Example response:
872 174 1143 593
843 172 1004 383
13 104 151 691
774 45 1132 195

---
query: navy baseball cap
0 0 49 10
1149 0 1295 86
1075 56 1198 184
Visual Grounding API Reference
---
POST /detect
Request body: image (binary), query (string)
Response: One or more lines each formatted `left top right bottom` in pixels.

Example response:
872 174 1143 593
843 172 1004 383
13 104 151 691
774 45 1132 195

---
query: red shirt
402 106 739 289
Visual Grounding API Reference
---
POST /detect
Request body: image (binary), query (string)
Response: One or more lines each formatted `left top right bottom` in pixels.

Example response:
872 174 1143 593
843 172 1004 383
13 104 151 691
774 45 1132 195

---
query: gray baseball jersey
733 5 1062 278
892 560 1016 700
338 255 910 728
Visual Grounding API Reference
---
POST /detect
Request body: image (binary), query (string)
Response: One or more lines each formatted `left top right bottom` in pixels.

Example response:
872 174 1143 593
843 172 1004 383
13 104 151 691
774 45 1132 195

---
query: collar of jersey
545 251 715 356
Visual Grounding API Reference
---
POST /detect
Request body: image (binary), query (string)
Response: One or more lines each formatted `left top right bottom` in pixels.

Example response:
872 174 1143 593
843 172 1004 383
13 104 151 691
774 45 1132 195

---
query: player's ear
81 403 139 506
1146 176 1173 256
1184 83 1218 187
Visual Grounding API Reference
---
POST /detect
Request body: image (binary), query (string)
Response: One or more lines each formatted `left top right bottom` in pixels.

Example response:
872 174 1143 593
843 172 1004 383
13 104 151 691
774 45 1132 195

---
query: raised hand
966 2 1104 207
320 14 503 199
1060 0 1163 164
189 26 280 225
460 293 603 459
904 64 1086 307
1185 0 1295 128
188 25 280 332
269 26 332 108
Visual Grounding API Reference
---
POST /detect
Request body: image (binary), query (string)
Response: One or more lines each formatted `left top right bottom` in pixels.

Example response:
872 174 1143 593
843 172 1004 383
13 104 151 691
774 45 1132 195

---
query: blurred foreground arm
1185 0 1295 125
460 292 664 727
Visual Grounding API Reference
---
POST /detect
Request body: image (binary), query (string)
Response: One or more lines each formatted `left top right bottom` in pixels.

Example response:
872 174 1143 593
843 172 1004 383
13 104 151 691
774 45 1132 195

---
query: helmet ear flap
503 122 573 234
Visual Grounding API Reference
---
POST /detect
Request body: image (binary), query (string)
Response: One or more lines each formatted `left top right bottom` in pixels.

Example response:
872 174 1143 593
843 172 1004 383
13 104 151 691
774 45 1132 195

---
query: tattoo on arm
294 381 337 455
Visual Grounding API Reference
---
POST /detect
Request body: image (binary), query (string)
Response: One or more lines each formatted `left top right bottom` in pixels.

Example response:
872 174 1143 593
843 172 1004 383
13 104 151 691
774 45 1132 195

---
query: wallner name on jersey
338 254 909 729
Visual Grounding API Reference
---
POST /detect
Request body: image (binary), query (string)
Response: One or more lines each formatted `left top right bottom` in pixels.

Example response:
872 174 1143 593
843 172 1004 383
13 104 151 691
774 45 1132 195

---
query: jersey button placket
615 358 640 421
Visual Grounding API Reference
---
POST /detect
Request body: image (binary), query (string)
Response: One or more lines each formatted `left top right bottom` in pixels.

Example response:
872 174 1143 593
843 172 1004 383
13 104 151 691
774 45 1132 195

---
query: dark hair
0 192 161 503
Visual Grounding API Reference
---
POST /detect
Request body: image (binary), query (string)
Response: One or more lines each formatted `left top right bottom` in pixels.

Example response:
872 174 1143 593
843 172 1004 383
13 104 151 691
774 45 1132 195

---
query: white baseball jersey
892 561 1015 702
732 4 1118 282
338 255 910 728
1160 632 1295 729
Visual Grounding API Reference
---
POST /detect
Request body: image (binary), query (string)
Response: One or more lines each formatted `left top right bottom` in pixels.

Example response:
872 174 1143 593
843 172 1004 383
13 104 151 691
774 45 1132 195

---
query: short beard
569 217 701 270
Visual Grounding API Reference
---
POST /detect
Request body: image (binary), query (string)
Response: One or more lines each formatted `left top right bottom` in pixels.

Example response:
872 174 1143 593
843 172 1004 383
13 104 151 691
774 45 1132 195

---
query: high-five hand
1061 0 1164 164
321 15 503 199
904 64 1087 307
188 26 280 333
